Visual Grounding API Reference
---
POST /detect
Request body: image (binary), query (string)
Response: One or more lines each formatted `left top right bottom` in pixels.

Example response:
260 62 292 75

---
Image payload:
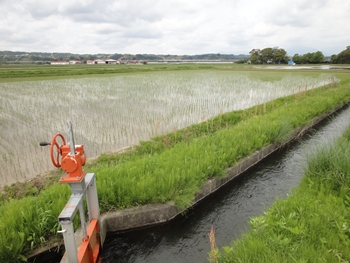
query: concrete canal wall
56 102 349 263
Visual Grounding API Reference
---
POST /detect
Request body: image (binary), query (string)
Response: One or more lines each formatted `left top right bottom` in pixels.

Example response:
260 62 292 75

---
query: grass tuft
215 123 350 263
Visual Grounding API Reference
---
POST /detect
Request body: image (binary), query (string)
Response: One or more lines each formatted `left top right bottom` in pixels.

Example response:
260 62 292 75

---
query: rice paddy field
0 68 339 187
1 64 350 262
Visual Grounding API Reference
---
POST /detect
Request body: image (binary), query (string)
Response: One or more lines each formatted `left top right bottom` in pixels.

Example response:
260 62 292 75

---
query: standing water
100 106 350 263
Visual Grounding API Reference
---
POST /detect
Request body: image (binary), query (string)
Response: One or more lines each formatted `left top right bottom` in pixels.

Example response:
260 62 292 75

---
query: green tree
310 51 324 63
292 54 302 64
260 48 274 63
335 47 350 64
303 53 313 63
330 54 338 64
249 49 261 64
135 54 145 60
250 53 261 64
292 52 324 64
273 48 288 63
249 47 288 64
235 59 247 64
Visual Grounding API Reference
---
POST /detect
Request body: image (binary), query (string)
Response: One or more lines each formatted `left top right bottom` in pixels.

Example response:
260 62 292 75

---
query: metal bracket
58 173 101 263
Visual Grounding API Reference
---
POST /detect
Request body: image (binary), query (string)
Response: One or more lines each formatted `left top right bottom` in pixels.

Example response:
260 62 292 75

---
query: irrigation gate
40 121 101 263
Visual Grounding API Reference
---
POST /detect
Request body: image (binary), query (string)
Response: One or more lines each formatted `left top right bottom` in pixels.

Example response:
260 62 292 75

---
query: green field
0 63 215 81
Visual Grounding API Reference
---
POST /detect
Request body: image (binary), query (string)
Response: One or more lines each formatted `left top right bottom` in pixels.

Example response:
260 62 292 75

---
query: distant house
51 61 69 65
86 60 95 64
94 59 106 64
69 60 81 64
105 59 119 64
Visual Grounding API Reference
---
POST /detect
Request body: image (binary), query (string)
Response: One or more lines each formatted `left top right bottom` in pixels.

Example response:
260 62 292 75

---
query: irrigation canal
99 105 350 263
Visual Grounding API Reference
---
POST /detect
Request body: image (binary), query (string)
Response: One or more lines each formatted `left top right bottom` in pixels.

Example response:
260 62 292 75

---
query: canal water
100 106 350 263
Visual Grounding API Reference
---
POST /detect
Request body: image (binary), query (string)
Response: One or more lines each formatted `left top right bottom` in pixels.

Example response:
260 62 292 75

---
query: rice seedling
0 72 348 262
0 70 339 187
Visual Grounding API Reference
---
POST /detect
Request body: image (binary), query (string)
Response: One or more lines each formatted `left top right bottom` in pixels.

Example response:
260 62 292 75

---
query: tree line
330 46 350 64
0 51 250 63
243 46 350 64
248 47 289 64
1 47 350 64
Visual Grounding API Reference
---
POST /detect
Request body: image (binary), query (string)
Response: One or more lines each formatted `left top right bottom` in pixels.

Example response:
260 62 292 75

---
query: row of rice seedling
0 76 349 262
212 116 350 263
96 82 350 211
0 70 338 186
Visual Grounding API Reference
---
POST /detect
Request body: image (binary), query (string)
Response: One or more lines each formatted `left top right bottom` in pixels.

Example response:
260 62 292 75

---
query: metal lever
67 120 76 155
57 229 67 234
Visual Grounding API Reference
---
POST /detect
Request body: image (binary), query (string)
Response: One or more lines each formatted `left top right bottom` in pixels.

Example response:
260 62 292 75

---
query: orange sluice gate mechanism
40 121 101 263
47 133 87 182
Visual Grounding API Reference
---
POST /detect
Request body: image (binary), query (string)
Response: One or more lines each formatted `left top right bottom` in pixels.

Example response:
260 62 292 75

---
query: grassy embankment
210 123 350 263
0 70 349 262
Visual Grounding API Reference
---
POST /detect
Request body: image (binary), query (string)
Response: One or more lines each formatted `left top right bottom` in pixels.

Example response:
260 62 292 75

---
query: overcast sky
1 0 349 56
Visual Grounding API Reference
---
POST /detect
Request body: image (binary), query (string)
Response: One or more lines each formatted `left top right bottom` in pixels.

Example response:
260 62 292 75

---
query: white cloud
0 0 349 55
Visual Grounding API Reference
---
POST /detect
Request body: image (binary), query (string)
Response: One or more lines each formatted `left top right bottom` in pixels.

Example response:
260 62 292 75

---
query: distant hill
0 51 250 63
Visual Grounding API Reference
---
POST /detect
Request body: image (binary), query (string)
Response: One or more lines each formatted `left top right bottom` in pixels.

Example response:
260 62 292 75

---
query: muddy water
100 106 350 263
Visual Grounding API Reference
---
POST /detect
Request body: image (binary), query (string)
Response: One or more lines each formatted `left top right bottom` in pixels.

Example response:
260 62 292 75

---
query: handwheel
50 133 66 167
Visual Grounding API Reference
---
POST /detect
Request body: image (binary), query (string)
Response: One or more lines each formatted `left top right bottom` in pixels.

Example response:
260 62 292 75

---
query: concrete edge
98 102 348 239
33 102 348 263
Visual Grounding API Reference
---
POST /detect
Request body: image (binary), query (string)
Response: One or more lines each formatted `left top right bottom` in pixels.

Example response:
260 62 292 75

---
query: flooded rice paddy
0 70 337 186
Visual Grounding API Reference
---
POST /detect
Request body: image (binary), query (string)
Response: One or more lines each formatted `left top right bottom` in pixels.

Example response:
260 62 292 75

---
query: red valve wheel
50 133 66 167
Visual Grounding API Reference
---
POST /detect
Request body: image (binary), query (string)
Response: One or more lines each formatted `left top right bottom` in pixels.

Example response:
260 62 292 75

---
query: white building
69 60 82 64
94 59 106 64
105 59 119 64
51 61 69 65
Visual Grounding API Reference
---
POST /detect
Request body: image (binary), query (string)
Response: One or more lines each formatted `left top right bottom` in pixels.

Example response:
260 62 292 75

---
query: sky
1 0 349 56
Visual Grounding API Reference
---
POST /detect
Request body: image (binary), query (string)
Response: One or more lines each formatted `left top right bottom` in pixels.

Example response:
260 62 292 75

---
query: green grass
213 107 350 262
0 71 349 262
0 63 229 81
0 183 69 262
1 63 327 82
96 82 349 211
0 63 347 83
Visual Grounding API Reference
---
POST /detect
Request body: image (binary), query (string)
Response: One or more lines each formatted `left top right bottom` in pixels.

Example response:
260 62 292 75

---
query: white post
58 173 101 263
59 220 78 263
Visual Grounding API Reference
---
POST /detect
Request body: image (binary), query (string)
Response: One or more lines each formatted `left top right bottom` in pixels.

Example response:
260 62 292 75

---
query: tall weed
215 123 350 263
